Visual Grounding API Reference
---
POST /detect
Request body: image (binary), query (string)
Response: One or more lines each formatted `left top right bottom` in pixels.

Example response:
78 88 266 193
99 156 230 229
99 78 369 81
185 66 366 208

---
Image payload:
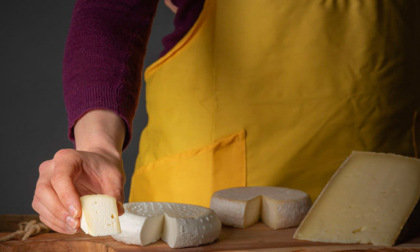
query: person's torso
130 0 420 207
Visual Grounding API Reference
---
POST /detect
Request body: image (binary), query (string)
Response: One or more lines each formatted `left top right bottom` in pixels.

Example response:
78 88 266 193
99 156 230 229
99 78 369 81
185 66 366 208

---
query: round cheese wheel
112 202 221 248
210 186 311 229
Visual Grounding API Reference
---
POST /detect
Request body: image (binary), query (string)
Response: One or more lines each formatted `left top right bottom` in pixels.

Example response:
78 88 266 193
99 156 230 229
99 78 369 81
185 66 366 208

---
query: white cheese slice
112 202 221 248
80 194 121 236
294 151 420 246
210 187 311 229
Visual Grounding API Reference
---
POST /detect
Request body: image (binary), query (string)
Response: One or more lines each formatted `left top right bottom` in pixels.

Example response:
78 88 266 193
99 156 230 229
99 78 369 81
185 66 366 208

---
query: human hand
32 148 125 234
32 109 127 234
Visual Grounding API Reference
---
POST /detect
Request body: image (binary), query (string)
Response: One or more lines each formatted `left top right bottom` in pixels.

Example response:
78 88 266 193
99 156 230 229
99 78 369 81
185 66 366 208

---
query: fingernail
66 216 78 230
68 205 77 218
66 226 77 234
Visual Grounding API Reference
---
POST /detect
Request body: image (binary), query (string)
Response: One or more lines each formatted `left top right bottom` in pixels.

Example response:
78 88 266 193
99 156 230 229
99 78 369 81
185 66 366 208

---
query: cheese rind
294 151 420 246
80 195 121 236
210 187 311 229
111 209 163 246
162 210 221 248
112 202 221 248
262 194 311 229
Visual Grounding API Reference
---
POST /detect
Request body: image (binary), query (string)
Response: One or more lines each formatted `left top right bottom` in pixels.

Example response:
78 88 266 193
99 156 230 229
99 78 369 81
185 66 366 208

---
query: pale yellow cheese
80 195 121 236
294 151 420 246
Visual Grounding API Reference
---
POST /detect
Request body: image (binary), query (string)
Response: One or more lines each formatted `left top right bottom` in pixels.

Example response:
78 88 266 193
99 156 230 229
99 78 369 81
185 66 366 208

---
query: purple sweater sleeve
63 0 159 149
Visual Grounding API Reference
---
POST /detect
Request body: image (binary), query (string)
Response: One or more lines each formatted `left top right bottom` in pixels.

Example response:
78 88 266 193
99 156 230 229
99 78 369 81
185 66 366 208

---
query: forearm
63 0 159 149
74 110 126 157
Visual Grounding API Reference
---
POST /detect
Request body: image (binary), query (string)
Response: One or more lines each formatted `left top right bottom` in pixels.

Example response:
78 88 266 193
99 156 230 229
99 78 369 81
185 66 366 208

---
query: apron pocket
129 130 246 207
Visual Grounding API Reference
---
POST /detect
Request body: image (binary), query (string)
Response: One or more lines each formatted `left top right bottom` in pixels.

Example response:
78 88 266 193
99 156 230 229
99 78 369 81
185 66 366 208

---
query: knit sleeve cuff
65 84 135 150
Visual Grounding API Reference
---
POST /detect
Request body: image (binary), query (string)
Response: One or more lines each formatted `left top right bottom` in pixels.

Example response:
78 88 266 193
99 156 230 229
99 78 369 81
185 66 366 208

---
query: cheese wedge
294 151 420 246
112 202 221 248
210 187 311 229
80 194 121 236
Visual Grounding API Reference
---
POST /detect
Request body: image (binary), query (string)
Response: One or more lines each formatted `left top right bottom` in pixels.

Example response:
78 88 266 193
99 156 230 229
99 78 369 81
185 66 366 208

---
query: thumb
101 171 125 216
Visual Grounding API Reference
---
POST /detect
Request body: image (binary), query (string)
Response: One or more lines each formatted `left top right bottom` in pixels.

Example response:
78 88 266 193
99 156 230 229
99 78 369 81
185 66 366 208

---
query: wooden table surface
1 215 420 252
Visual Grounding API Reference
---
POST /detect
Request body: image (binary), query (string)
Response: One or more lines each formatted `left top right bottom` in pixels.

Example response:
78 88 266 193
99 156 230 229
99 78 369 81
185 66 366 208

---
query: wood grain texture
1 215 420 251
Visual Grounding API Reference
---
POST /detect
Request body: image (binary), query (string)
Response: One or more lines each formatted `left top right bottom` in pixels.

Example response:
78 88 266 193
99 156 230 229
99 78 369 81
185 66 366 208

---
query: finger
116 201 125 216
39 214 77 234
34 161 71 224
50 149 83 219
34 196 78 234
102 185 125 216
101 170 125 215
33 182 78 233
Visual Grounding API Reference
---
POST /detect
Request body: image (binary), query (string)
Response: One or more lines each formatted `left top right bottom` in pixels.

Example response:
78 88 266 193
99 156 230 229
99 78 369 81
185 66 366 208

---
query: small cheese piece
294 151 420 246
80 195 121 236
210 187 311 229
112 202 221 248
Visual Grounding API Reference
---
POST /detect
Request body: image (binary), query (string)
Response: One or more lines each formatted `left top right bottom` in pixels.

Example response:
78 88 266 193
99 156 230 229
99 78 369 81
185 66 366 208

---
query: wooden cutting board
1 215 420 251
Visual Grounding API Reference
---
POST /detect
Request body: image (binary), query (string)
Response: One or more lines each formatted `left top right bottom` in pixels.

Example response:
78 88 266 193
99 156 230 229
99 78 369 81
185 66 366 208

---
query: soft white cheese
112 202 221 248
294 151 420 246
210 186 312 229
80 194 121 236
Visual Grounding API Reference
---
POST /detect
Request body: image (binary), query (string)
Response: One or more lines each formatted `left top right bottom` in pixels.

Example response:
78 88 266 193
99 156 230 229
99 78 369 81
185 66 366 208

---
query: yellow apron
130 0 420 206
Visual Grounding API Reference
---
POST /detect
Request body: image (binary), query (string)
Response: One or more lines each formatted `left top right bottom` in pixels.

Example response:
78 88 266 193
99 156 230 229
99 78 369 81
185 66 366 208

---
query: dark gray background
0 1 174 214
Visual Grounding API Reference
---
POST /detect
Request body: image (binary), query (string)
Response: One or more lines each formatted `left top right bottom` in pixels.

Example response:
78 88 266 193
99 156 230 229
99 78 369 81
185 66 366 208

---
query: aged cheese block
210 187 311 229
112 202 221 248
80 195 121 236
294 151 420 246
